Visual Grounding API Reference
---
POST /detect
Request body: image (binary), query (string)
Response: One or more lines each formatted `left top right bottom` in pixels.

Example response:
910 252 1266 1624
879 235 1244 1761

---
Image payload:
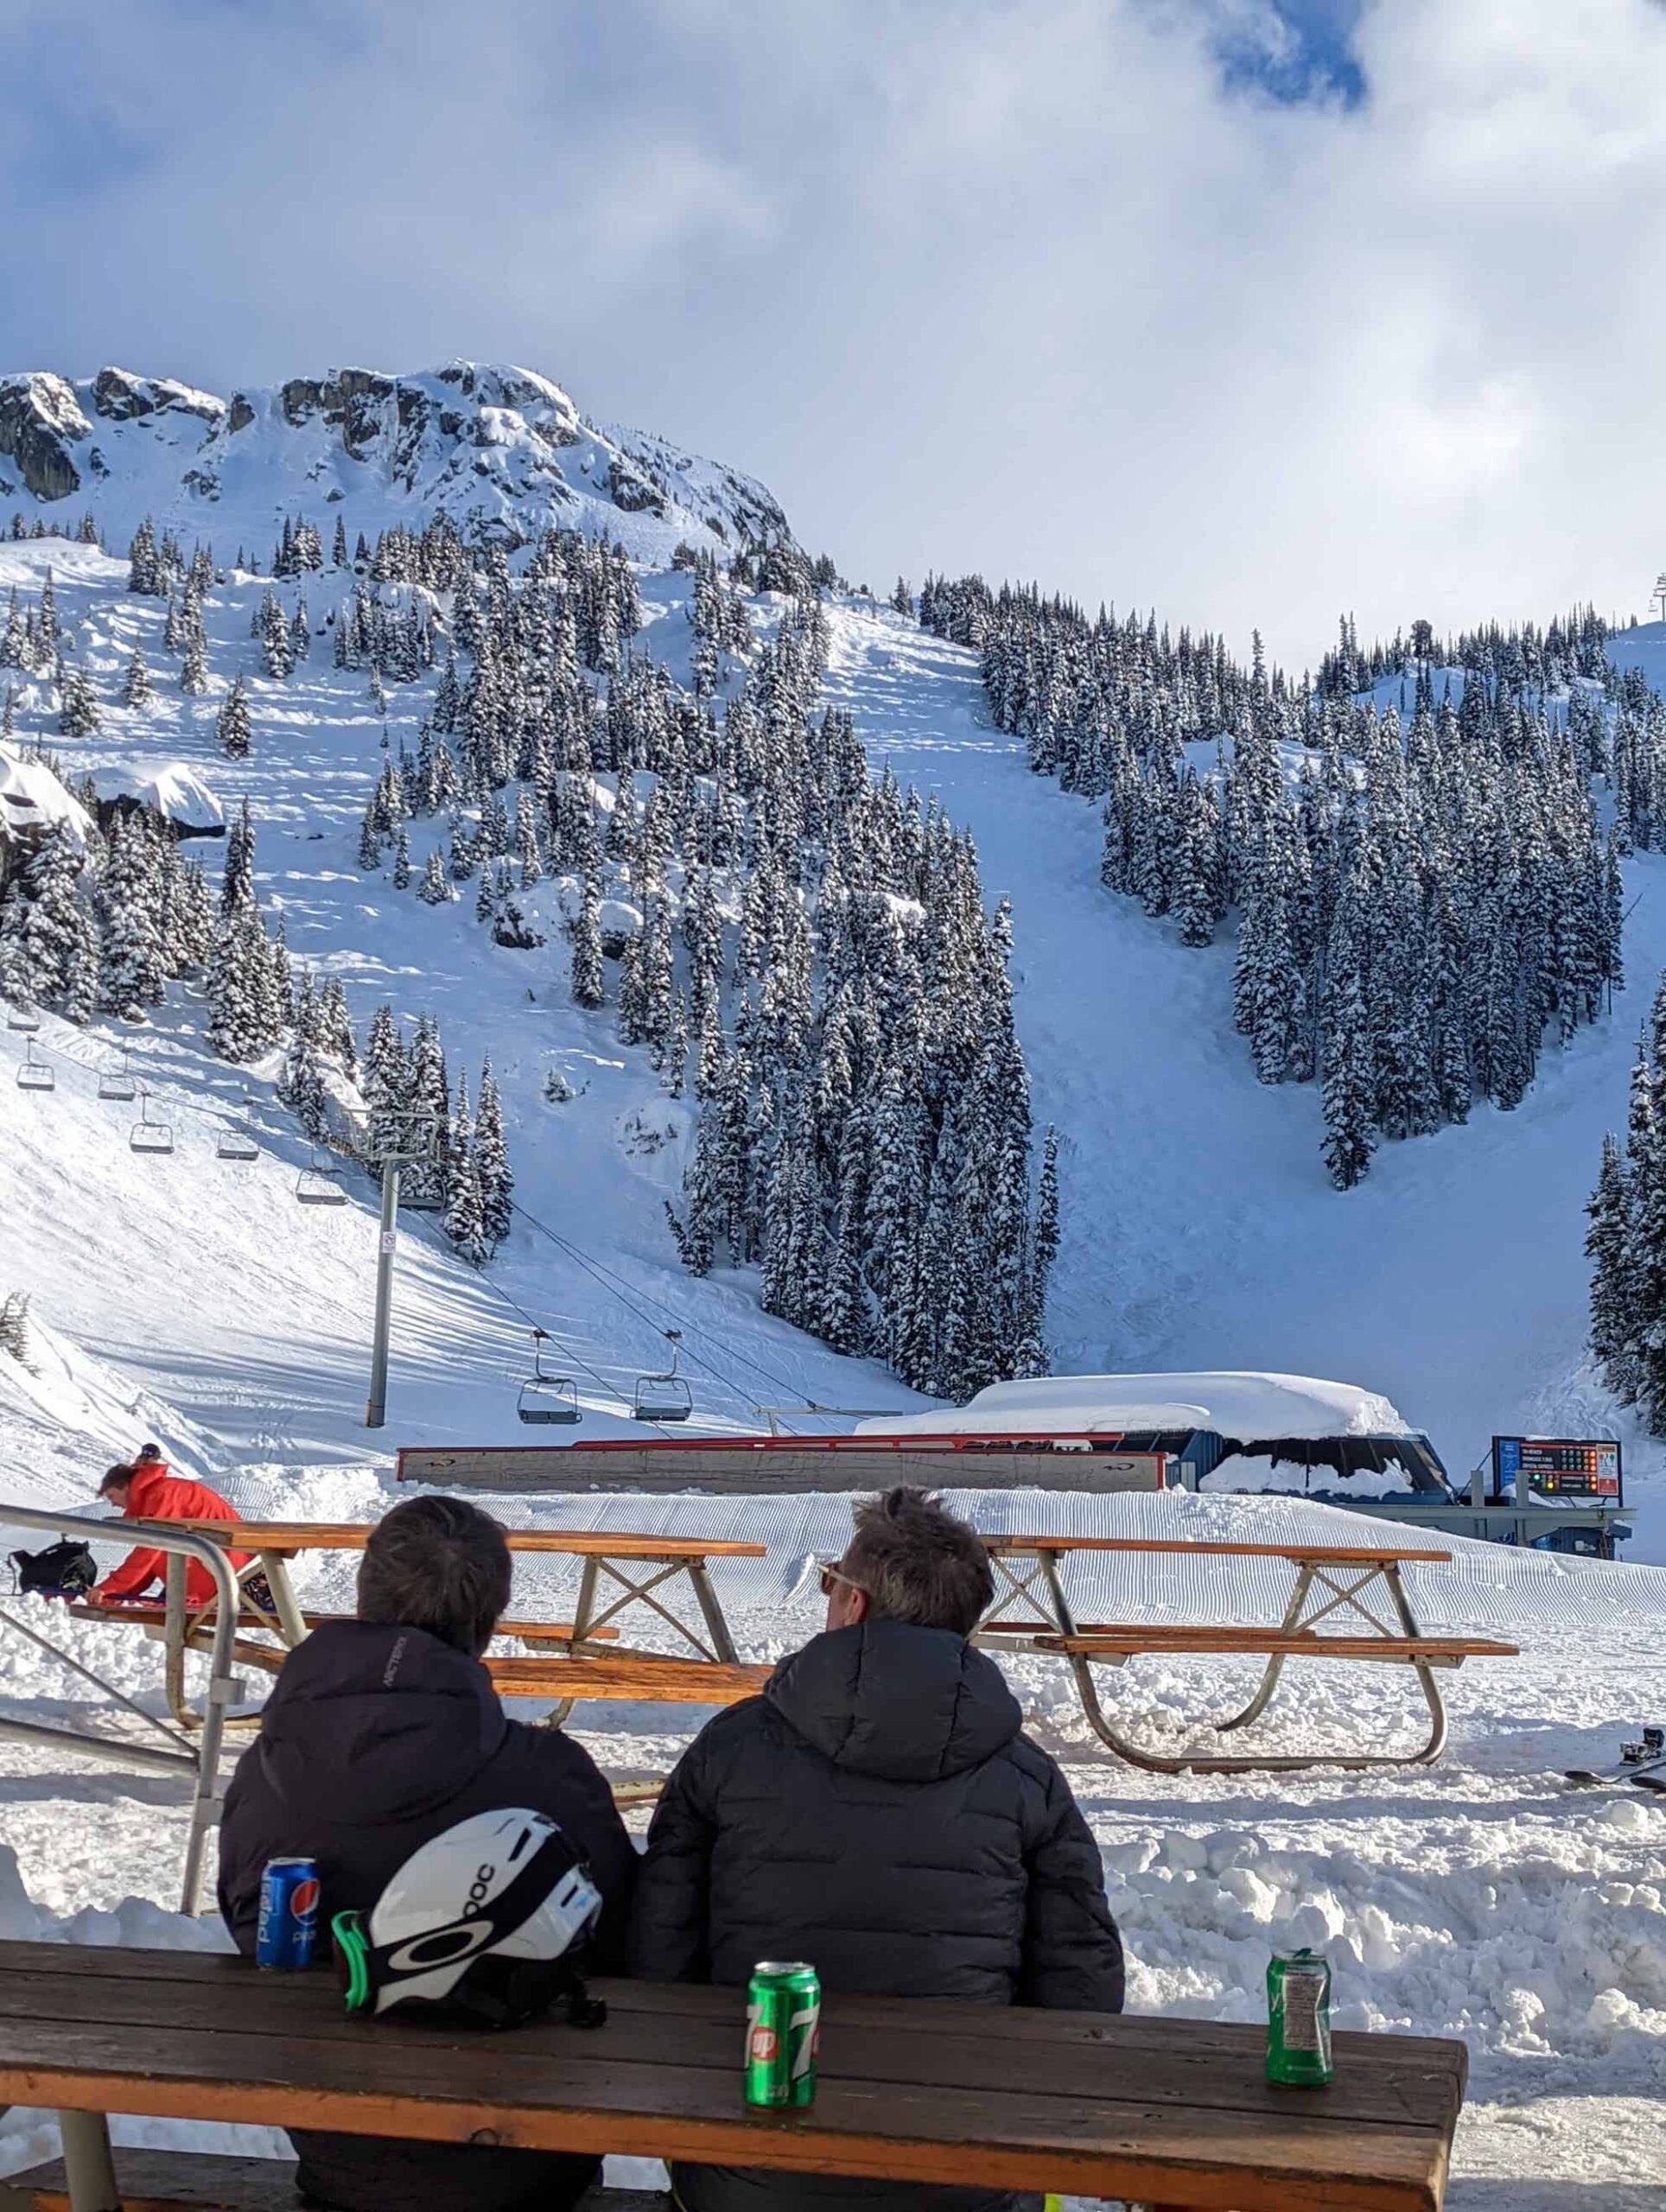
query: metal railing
0 1502 244 1913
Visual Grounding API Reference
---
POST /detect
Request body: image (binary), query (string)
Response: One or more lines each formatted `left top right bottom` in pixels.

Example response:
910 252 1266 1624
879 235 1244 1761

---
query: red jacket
98 1462 251 1610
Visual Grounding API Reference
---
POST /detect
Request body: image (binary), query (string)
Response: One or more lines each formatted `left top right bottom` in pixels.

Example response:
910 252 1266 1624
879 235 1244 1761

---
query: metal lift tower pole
366 1154 401 1430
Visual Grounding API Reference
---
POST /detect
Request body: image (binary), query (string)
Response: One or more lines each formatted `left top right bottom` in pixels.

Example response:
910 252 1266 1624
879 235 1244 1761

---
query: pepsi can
257 1857 320 1969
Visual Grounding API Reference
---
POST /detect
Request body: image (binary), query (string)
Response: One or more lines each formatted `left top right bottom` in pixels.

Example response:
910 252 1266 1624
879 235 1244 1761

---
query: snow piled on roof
857 1371 1414 1441
91 760 223 833
0 741 90 849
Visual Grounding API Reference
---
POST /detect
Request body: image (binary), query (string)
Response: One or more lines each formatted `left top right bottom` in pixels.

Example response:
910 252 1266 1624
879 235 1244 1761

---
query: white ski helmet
334 1808 602 2025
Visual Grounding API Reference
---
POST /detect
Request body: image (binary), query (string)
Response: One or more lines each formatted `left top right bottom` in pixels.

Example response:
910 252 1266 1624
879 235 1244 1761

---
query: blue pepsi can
257 1857 320 1969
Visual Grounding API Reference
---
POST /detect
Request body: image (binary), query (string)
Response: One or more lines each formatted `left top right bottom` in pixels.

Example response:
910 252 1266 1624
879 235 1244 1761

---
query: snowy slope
6 547 1665 1550
823 605 1666 1560
0 538 921 1520
0 362 793 569
0 477 1663 2207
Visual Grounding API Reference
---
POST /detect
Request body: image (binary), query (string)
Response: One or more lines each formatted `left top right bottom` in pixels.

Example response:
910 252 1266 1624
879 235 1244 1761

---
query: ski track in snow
823 604 1666 1566
0 547 1663 2203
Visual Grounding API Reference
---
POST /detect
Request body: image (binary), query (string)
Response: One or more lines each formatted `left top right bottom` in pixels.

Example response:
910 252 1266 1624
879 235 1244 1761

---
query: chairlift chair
5 1006 40 1034
633 1329 693 1423
15 1039 54 1093
296 1148 348 1205
98 1052 137 1104
217 1108 259 1163
129 1092 175 1155
517 1331 581 1426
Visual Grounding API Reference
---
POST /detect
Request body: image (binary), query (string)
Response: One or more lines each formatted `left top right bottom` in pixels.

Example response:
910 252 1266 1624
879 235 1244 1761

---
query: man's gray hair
843 1485 994 1637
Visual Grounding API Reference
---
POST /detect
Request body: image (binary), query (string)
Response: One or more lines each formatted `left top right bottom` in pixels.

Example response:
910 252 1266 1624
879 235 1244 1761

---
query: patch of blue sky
1201 0 1368 111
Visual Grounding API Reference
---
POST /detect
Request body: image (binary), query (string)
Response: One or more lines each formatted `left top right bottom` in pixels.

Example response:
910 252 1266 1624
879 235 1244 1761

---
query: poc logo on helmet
388 1862 499 1971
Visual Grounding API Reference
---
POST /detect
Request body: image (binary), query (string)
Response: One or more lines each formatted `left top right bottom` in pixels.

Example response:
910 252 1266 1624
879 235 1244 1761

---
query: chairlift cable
467 1267 626 1408
506 1199 810 1412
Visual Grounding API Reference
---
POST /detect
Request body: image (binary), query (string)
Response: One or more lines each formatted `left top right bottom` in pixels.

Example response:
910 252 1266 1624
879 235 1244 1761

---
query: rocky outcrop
0 359 798 562
91 368 223 426
607 457 667 517
0 374 89 501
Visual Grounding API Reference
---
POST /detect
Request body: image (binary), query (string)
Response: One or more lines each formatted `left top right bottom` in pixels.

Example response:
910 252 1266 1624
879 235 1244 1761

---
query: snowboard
1566 1727 1666 1789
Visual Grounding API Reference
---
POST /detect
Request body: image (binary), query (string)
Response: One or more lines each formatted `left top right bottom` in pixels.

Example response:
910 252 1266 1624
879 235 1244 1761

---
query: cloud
2 0 1666 663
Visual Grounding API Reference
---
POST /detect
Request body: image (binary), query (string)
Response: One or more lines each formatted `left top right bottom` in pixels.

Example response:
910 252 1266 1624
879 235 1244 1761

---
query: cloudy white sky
2 0 1663 664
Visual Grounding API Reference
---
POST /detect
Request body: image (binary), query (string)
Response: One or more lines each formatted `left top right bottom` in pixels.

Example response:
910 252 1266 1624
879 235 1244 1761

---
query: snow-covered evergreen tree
278 969 330 1140
58 668 99 739
217 675 252 759
474 1061 513 1248
1587 1131 1635 1402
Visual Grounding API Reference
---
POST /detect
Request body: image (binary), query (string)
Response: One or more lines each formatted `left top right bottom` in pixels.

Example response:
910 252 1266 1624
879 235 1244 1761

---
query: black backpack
9 1539 98 1600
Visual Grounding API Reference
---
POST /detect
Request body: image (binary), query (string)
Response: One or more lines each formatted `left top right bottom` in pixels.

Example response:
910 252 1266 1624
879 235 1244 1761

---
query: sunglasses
817 1560 868 1600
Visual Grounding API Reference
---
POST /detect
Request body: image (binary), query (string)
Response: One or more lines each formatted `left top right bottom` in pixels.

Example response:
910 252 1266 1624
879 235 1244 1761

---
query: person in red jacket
90 1446 252 1610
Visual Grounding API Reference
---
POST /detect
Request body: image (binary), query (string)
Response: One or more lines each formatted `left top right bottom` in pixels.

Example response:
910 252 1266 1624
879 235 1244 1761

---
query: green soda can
745 1961 821 2108
1267 1948 1333 2087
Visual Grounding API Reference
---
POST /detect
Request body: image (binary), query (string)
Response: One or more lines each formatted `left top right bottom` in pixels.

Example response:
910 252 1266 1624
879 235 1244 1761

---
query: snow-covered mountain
0 358 1663 1574
0 361 794 566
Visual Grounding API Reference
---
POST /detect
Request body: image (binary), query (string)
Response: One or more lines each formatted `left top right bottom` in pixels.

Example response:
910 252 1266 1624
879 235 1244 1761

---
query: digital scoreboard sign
1491 1437 1623 1503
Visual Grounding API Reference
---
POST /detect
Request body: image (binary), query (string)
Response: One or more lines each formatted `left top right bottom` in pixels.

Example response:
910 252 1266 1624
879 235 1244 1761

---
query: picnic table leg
1067 1646 1440 1775
162 1552 189 1728
261 1551 308 1648
1038 1546 1077 1637
531 1556 597 1730
56 2108 118 2212
570 1557 601 1650
1067 1652 1187 1774
1214 1564 1314 1738
1384 1562 1450 1766
686 1559 739 1665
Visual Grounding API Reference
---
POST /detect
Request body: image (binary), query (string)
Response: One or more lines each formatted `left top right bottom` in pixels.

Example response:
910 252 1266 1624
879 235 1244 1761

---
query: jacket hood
253 1620 507 1823
766 1617 1022 1783
124 1463 170 1513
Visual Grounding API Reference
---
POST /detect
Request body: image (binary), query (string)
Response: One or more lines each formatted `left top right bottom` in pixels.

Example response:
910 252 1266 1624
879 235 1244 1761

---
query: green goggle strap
333 1909 372 2012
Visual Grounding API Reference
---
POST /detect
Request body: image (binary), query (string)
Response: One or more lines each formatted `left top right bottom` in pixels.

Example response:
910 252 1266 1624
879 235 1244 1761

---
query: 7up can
745 1961 821 2107
1266 1948 1333 2087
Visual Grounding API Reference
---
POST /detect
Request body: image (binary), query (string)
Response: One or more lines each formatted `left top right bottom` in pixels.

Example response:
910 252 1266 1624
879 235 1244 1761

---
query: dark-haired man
630 1485 1124 2212
219 1494 636 2212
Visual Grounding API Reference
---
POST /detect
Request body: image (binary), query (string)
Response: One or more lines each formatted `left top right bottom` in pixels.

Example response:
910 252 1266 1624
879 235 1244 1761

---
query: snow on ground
3 548 1666 2203
2 1479 1665 2207
823 604 1666 1566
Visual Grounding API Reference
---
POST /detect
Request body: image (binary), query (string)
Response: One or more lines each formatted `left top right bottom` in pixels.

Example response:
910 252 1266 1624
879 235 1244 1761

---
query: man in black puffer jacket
630 1485 1124 2212
218 1495 637 2212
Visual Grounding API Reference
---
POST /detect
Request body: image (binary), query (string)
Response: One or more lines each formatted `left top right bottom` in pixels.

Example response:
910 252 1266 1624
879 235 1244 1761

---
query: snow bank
859 1370 1414 1442
91 760 224 834
0 740 90 853
1105 1809 1666 2068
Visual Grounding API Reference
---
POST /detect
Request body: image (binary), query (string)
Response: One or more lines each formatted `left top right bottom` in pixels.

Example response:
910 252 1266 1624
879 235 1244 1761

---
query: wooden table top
0 1944 1466 2212
142 1520 766 1560
985 1535 1452 1563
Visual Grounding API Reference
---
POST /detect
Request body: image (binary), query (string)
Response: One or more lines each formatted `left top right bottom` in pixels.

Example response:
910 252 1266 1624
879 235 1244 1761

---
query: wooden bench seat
72 1603 612 1646
487 1651 771 1706
0 2151 665 2212
1040 1628 1520 1662
0 1941 1471 2212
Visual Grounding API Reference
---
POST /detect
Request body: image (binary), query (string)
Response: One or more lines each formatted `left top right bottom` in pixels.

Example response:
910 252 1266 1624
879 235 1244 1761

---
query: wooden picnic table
974 1534 1517 1773
111 1518 766 1728
0 1940 1469 2212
